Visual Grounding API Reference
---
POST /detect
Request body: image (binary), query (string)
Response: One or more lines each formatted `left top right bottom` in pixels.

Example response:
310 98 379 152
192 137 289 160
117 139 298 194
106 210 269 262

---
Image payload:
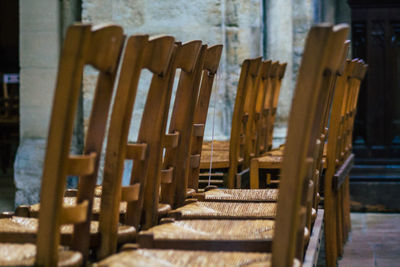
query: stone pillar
14 0 61 206
265 0 293 145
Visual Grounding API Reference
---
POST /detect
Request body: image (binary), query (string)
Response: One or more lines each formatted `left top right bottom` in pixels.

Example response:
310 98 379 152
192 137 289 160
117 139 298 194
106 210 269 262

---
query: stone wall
81 0 262 142
14 0 351 204
81 0 262 184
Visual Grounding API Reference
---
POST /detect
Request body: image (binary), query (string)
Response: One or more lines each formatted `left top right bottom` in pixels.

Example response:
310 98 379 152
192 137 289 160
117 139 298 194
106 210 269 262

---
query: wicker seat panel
258 155 282 163
29 197 170 218
29 197 126 217
0 217 136 245
97 249 271 267
95 185 193 199
172 202 277 219
200 151 243 169
267 149 284 156
204 189 279 202
200 150 229 163
202 140 230 151
0 243 82 266
143 219 274 240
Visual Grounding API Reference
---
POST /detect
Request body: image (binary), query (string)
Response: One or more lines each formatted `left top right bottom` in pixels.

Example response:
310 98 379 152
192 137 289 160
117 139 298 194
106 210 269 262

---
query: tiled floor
339 213 400 267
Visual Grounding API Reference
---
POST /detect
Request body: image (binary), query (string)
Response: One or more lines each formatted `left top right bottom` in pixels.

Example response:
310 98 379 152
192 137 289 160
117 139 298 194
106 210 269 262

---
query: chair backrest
226 58 262 188
299 28 349 262
97 35 176 259
159 44 210 209
267 62 287 150
135 41 202 230
256 61 273 155
253 60 272 157
171 45 223 192
344 59 367 158
308 41 350 222
243 59 263 168
35 24 124 266
271 24 348 266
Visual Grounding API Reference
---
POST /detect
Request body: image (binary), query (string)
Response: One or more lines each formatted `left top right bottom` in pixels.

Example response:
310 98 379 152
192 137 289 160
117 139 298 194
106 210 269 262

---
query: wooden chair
193 40 346 206
249 43 348 190
0 24 124 266
199 58 262 189
160 44 223 209
186 47 225 192
248 61 273 163
96 23 348 267
96 40 202 259
340 60 367 242
94 34 178 259
323 58 367 263
256 61 276 156
266 62 287 151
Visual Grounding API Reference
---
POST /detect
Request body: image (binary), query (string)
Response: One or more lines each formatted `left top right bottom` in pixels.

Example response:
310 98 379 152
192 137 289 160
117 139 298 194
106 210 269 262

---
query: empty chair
199 58 262 189
0 23 124 266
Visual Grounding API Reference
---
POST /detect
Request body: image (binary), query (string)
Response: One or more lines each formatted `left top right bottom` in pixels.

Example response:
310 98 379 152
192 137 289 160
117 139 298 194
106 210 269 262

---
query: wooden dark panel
350 0 400 159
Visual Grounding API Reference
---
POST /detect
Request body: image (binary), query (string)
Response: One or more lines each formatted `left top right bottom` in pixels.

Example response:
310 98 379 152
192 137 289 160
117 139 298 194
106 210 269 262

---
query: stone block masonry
82 0 262 141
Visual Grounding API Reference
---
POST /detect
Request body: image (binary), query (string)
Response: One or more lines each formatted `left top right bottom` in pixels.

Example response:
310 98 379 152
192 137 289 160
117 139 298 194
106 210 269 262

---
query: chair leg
324 191 338 267
343 176 351 241
336 188 344 257
250 159 259 189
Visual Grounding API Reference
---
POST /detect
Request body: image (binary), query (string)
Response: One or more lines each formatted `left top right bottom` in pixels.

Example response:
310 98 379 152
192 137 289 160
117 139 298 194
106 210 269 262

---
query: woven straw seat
200 150 243 169
29 197 171 218
204 189 279 202
0 217 136 245
253 154 283 170
137 219 275 252
267 149 284 156
202 140 230 151
96 249 277 267
169 201 277 220
29 197 125 218
254 152 326 170
93 185 194 198
142 219 274 241
0 243 82 266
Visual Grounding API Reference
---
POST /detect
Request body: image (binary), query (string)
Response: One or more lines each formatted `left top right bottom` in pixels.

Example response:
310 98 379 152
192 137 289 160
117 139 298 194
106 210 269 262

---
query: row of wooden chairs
0 22 357 266
247 45 367 266
199 59 287 189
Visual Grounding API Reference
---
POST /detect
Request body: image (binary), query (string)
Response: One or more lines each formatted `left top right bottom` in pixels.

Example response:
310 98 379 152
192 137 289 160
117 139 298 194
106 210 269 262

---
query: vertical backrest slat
267 62 286 150
258 60 273 154
36 24 124 266
254 61 272 156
